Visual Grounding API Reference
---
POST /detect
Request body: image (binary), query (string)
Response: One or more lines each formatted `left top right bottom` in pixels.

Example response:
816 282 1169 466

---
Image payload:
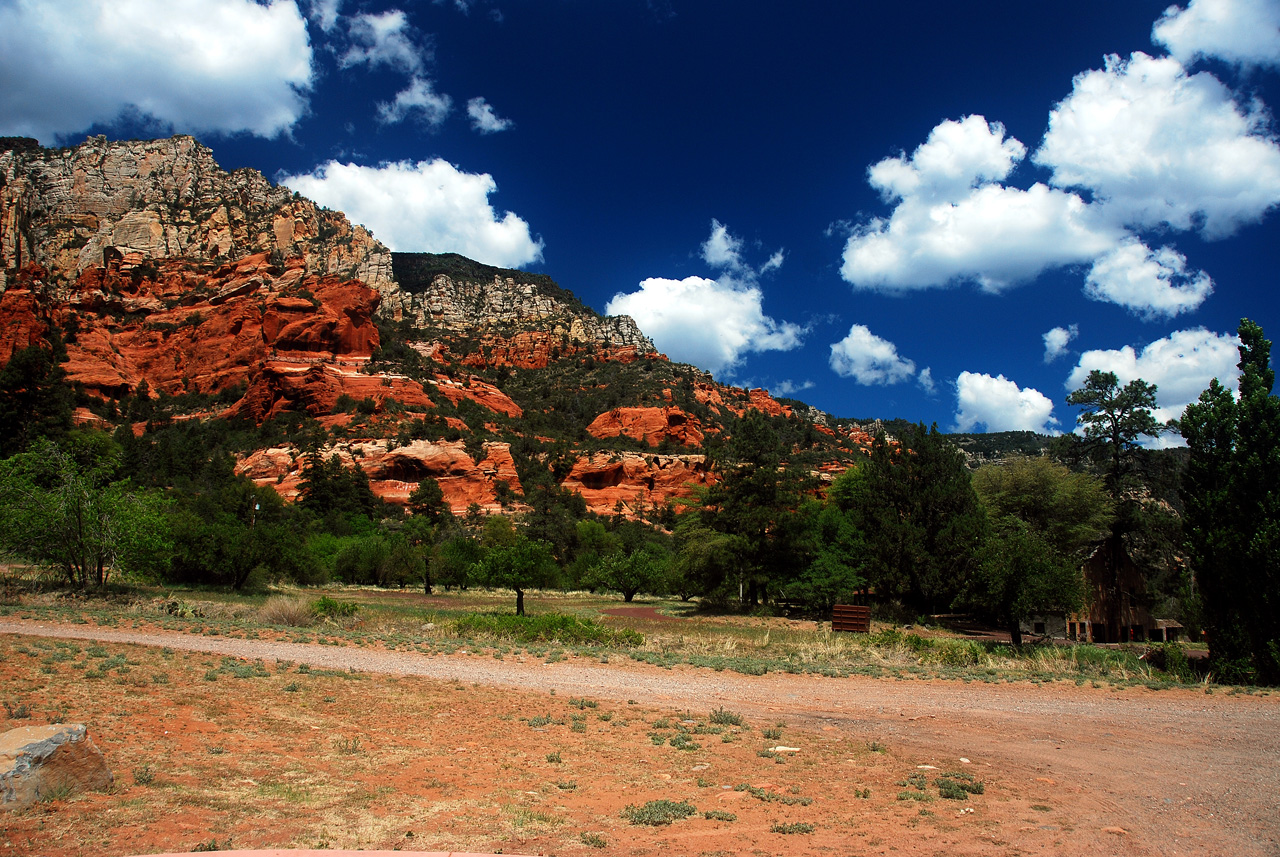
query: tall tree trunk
515 588 525 617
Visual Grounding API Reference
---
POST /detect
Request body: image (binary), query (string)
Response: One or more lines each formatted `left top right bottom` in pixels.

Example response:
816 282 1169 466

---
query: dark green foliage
297 453 384 525
430 526 482 590
1181 319 1280 684
834 425 986 614
0 437 172 587
965 519 1083 646
311 596 358 618
686 410 817 607
584 546 669 602
471 529 559 615
408 478 448 523
1067 370 1169 491
948 431 1054 462
780 500 867 613
966 457 1112 643
0 339 74 456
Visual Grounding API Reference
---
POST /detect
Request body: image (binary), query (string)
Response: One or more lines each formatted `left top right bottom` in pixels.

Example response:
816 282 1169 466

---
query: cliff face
0 135 862 520
0 135 393 295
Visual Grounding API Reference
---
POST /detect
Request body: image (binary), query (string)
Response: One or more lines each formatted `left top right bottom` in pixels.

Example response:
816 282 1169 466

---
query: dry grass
256 596 314 627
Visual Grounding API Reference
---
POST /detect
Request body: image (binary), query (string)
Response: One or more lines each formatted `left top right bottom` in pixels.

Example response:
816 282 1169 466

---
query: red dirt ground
1 618 1276 857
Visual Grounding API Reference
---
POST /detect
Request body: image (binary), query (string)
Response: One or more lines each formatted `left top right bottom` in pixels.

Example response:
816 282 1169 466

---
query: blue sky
3 0 1279 439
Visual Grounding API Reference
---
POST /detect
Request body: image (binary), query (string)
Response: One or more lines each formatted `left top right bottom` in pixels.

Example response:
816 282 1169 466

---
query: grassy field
0 569 1233 690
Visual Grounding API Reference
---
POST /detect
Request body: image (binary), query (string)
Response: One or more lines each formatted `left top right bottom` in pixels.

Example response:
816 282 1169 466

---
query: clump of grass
709 707 743 726
546 751 563 764
526 714 563 728
897 790 933 802
3 700 31 719
132 764 155 786
569 697 598 709
703 810 737 822
935 771 984 799
733 784 812 805
622 799 698 826
257 596 314 627
771 821 814 834
580 832 607 848
762 727 782 740
669 733 700 750
332 736 362 754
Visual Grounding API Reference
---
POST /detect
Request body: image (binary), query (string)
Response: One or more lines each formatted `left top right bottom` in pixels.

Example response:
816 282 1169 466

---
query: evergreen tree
0 338 74 456
838 424 986 615
1181 319 1280 684
1065 370 1168 642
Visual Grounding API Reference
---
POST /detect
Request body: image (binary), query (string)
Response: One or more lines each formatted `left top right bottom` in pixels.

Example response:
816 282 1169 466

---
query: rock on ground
0 723 113 808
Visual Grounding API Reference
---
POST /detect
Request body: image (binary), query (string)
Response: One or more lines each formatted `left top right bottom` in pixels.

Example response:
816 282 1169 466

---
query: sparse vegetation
621 799 698 826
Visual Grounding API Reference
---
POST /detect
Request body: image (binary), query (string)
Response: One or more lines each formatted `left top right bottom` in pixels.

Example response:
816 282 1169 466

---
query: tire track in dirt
5 618 1278 855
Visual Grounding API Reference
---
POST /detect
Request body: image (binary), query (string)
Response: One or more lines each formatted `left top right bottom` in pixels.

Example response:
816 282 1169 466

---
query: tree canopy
1181 319 1280 684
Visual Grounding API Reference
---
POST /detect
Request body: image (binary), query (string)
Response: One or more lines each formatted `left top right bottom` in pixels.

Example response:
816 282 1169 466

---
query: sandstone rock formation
0 723 113 808
560 452 715 516
585 406 705 448
236 438 523 514
0 135 870 519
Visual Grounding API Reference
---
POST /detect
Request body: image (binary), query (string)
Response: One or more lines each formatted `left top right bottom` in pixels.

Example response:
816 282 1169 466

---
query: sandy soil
1 617 1276 857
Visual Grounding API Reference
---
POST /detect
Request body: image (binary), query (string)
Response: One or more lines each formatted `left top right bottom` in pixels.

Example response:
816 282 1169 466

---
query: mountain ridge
0 134 883 517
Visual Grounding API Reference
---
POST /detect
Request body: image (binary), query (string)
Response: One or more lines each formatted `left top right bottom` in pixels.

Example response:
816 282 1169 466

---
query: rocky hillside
0 135 876 519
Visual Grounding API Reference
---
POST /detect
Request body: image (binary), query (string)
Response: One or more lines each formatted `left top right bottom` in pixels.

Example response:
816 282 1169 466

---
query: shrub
771 822 814 834
257 596 314 627
709 706 743 726
311 596 359 619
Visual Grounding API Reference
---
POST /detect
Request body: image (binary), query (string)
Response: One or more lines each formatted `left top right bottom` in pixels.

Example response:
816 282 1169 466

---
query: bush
257 596 314 627
311 596 359 619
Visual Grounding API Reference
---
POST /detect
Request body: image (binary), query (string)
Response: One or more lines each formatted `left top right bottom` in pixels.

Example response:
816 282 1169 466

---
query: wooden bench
832 604 871 633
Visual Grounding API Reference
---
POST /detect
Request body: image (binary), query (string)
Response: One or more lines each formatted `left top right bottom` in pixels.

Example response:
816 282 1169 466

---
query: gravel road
4 618 1278 855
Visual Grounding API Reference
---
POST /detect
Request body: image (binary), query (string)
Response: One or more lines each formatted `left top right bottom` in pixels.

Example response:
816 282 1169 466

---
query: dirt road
3 618 1276 856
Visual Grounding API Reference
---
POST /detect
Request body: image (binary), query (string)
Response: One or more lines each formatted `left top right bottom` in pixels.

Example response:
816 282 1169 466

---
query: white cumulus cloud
339 10 429 73
0 0 313 143
1067 327 1241 427
605 276 804 377
608 221 802 377
307 0 343 32
377 78 452 127
280 159 543 267
828 325 918 385
1035 51 1280 238
841 116 1120 292
1084 239 1212 318
1043 325 1079 362
918 367 937 395
769 379 815 397
1153 0 1280 68
467 97 513 133
954 372 1059 434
